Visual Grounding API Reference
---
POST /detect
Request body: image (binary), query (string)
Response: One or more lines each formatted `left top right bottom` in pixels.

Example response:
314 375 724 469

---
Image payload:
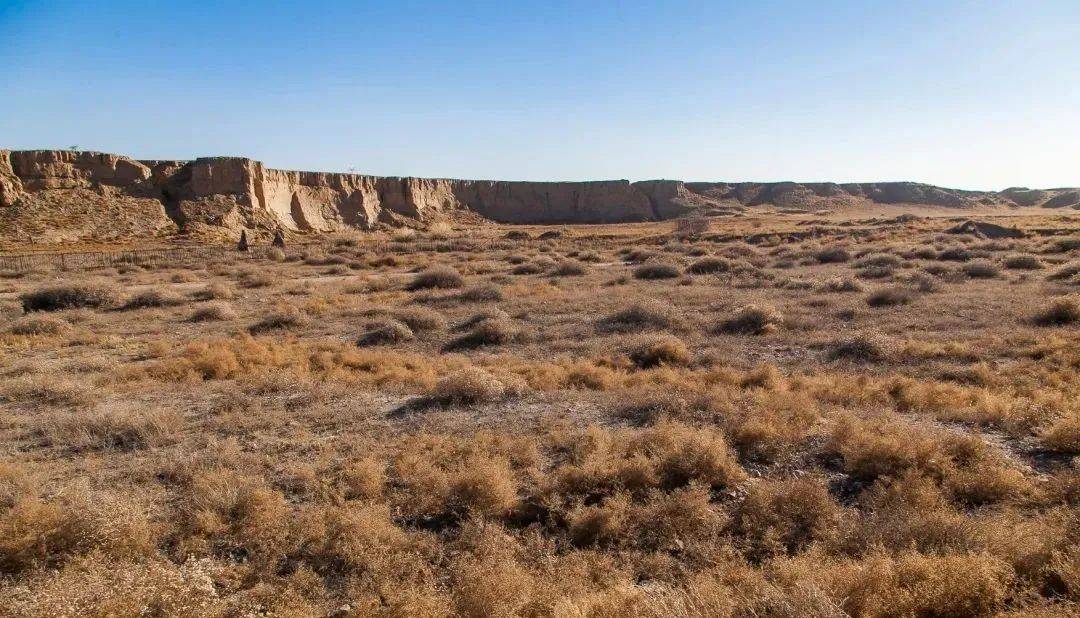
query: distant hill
2 149 1077 243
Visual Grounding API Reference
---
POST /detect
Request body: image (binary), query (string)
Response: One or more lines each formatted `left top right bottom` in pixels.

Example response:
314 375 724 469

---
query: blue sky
2 1 1078 188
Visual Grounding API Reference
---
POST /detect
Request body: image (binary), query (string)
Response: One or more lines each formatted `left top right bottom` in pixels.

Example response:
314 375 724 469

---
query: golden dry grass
0 212 1078 615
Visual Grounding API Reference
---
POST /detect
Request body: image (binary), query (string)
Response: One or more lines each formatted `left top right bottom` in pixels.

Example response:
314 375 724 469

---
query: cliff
1 149 1077 243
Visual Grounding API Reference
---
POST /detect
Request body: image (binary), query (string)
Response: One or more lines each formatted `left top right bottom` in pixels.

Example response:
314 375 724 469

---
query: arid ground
1 211 1078 616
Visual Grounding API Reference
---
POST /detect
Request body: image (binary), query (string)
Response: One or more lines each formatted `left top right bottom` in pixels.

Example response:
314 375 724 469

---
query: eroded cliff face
2 149 1077 243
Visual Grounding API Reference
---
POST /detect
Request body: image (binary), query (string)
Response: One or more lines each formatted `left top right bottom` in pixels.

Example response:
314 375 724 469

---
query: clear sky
2 1 1078 189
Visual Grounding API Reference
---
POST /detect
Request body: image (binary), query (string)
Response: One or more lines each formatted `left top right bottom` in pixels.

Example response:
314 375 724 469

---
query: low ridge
2 149 1077 243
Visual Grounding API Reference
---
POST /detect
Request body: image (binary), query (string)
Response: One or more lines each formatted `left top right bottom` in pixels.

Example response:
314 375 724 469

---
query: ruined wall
2 149 1077 243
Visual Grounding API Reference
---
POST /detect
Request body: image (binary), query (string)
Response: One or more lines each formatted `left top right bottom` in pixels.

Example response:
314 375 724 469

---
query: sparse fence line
0 244 284 273
0 236 512 273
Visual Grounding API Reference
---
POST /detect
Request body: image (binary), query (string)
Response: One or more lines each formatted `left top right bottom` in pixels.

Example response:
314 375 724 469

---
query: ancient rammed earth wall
2 149 1078 242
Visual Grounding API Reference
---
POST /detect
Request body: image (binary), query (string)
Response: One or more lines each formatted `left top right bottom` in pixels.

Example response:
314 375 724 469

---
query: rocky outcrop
1 148 1077 243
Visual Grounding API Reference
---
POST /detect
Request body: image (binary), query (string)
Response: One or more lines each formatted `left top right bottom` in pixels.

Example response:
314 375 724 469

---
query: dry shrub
0 376 97 408
816 247 852 263
1004 254 1044 270
718 304 782 335
447 455 519 517
0 488 154 574
20 283 118 312
7 315 71 336
120 288 185 310
553 259 587 276
674 216 709 239
187 301 237 322
732 476 842 558
819 276 865 293
38 406 182 451
867 286 914 307
452 547 533 617
1032 296 1080 326
432 368 507 405
173 468 290 559
598 300 682 333
768 550 1013 617
307 502 408 571
719 389 817 462
634 262 681 280
1046 263 1080 281
627 334 691 368
456 284 503 302
628 421 746 491
962 259 1001 279
391 306 447 332
356 318 414 347
687 256 733 274
194 281 233 300
248 307 308 334
391 227 418 242
857 252 903 268
445 316 517 350
0 555 230 617
409 266 464 290
569 492 632 547
1039 412 1080 454
826 414 950 483
827 335 892 363
427 221 454 239
237 269 275 288
340 457 386 500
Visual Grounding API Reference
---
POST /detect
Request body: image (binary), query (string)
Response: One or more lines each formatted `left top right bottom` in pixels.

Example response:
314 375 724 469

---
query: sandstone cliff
1 149 1077 243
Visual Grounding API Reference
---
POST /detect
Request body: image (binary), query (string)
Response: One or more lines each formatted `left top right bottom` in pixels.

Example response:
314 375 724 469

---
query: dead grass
3 216 1077 615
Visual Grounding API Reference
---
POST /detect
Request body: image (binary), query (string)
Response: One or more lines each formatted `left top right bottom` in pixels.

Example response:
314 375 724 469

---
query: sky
1 1 1078 189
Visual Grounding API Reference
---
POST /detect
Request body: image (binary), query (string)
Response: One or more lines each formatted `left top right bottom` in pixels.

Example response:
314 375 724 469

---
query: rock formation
1 148 1077 243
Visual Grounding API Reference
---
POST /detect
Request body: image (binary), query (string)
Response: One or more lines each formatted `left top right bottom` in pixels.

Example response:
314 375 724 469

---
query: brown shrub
627 334 691 368
194 281 234 300
21 283 118 312
391 306 447 332
456 284 503 302
445 316 517 350
38 406 182 451
962 259 1001 279
432 368 507 404
634 262 681 280
1003 254 1044 270
237 270 275 288
340 458 386 500
120 288 185 310
597 300 682 333
1032 296 1080 326
446 455 518 517
1039 412 1080 454
687 256 733 274
827 335 892 363
733 477 842 558
187 301 237 322
7 315 71 335
553 259 587 276
815 247 852 263
717 305 783 335
356 318 414 347
409 266 464 290
248 307 308 334
867 286 914 307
